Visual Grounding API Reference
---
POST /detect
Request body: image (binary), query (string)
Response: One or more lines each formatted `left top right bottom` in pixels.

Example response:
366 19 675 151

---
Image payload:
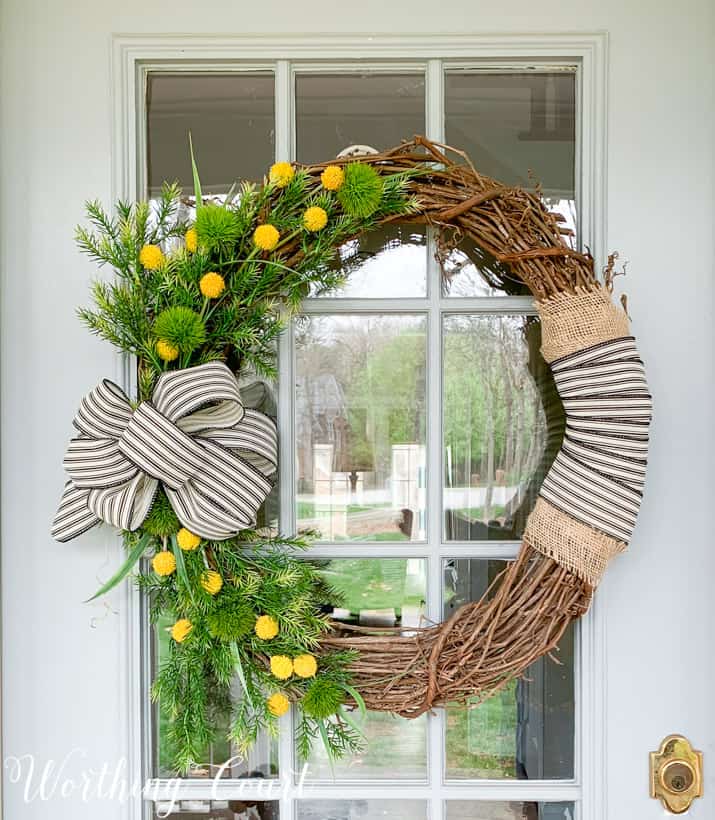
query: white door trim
110 31 608 820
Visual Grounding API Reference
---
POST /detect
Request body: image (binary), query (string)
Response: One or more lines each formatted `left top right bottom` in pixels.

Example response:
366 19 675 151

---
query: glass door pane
296 72 428 297
296 314 427 541
442 70 577 297
147 73 275 196
443 560 575 780
445 802 575 819
299 558 428 781
298 800 429 819
443 315 564 541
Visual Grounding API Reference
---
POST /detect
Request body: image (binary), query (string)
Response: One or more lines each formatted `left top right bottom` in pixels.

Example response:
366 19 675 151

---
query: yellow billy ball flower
176 528 201 551
293 654 318 679
321 165 345 191
152 550 176 577
270 655 294 680
199 272 225 299
269 161 295 188
156 339 179 362
139 244 165 270
200 570 223 596
253 224 280 252
185 228 198 253
267 692 290 717
303 206 328 232
255 615 279 640
171 618 193 643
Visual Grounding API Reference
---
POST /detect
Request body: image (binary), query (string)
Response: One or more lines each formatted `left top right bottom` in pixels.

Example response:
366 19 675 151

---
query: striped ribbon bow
51 361 278 543
539 336 652 543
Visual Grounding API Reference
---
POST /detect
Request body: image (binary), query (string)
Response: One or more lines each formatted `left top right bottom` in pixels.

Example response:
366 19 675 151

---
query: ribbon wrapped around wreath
51 361 278 542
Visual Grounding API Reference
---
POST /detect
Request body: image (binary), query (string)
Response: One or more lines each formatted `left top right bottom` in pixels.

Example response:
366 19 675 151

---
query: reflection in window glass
155 802 279 819
312 223 428 299
153 612 278 780
445 802 575 819
298 800 428 820
296 315 427 542
296 73 427 298
443 71 576 296
443 315 563 541
443 560 574 780
301 558 428 781
295 73 425 164
147 73 275 197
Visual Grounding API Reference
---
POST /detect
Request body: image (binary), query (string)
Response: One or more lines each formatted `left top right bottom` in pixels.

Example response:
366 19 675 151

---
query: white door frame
110 31 609 820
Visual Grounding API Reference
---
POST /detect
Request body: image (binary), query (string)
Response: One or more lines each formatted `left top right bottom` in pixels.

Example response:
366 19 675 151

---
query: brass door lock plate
650 735 703 814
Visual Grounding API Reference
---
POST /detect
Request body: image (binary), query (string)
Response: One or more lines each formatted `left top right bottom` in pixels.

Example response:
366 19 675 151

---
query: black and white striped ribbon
539 336 652 543
51 361 278 542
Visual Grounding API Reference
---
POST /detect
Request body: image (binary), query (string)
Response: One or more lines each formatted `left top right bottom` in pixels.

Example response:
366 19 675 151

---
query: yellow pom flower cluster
268 653 317 680
293 654 318 679
269 162 295 188
185 228 198 253
171 618 193 643
156 340 179 362
199 272 225 299
255 614 279 640
253 224 280 251
139 244 165 270
200 570 223 596
177 528 201 551
267 692 290 717
303 206 328 232
321 165 345 191
152 551 176 576
270 655 294 680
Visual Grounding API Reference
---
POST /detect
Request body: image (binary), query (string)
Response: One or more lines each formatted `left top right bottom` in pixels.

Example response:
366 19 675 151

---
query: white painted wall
1 2 713 819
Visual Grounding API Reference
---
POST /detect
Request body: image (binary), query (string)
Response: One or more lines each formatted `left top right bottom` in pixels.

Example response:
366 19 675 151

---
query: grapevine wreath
52 137 651 772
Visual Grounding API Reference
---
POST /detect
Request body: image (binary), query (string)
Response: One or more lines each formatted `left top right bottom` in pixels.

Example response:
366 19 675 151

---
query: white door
1 11 713 820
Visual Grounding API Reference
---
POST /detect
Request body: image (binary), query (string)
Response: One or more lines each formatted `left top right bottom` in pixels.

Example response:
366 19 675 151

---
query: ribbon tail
51 482 101 542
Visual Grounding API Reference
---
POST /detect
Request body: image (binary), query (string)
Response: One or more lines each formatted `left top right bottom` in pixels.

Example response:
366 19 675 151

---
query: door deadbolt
650 735 703 814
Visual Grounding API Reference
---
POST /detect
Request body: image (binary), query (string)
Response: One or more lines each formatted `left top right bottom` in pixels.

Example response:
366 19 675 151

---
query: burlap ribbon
523 286 652 586
51 361 278 542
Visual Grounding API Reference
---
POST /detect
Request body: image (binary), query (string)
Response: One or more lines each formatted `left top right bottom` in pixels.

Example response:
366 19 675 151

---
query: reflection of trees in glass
443 316 561 535
296 316 426 493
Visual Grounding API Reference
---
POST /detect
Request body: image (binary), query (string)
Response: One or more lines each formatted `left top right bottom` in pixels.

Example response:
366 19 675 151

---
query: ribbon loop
51 362 278 543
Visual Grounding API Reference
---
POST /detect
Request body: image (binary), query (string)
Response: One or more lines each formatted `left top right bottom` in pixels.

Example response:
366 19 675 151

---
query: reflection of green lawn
297 501 391 519
326 531 409 543
446 684 518 779
453 505 506 520
305 708 428 780
319 558 426 614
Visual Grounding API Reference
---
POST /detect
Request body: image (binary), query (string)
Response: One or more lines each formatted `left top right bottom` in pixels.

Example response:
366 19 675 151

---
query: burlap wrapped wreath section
53 137 651 755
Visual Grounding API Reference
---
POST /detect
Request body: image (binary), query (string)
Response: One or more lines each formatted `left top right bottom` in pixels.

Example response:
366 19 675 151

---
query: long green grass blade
170 534 195 604
317 720 336 775
85 534 150 602
232 644 254 706
188 131 203 212
337 705 364 739
341 684 367 718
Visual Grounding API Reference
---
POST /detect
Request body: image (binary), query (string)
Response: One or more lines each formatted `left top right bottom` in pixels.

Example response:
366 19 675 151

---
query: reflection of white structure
391 444 426 540
312 443 347 539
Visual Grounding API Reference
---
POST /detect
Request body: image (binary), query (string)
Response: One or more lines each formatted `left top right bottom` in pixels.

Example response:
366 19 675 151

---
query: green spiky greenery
74 154 420 775
337 162 384 218
77 161 419 399
137 529 364 774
